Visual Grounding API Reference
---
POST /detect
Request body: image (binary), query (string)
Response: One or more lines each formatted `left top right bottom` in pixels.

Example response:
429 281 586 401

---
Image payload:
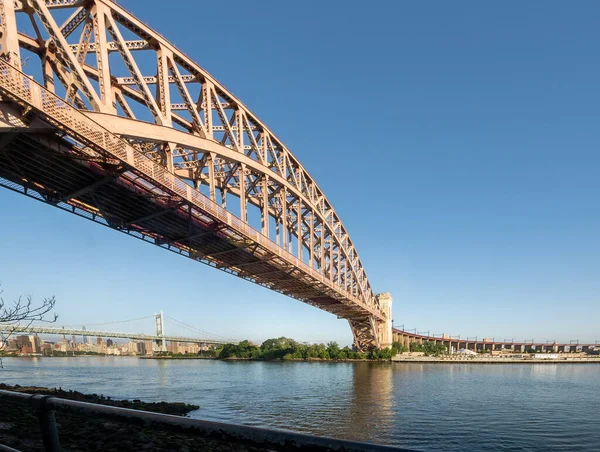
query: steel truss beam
0 0 390 350
58 169 122 202
1 325 232 345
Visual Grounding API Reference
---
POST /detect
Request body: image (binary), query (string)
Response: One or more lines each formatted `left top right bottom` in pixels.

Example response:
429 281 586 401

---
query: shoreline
4 354 600 364
139 355 217 360
0 384 391 451
0 384 199 415
392 358 600 364
1 354 389 363
0 384 208 450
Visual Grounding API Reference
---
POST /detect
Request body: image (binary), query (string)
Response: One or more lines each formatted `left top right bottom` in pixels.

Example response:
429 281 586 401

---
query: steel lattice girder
0 325 233 346
0 0 392 350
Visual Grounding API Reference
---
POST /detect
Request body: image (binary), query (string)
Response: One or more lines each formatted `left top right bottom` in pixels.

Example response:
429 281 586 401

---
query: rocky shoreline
0 384 386 451
0 384 199 415
0 384 264 451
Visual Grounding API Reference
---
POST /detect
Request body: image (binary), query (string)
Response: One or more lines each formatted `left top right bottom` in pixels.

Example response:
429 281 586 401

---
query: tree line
209 337 447 361
408 341 447 356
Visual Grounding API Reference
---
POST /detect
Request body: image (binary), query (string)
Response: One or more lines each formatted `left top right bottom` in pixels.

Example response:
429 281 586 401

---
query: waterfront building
14 335 41 354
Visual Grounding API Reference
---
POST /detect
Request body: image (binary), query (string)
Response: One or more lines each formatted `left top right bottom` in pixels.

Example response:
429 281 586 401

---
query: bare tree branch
0 283 58 368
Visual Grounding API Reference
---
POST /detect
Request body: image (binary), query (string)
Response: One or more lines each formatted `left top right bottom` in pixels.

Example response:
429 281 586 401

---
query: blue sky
1 0 599 345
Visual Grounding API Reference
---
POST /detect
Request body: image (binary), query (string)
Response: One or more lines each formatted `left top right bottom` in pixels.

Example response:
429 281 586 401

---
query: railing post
29 82 43 110
31 395 61 452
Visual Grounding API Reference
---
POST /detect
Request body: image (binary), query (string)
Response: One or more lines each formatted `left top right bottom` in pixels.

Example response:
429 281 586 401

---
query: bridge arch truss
0 0 391 350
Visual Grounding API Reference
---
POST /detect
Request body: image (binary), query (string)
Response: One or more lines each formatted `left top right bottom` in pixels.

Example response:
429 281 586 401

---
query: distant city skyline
1 0 600 345
4 334 170 356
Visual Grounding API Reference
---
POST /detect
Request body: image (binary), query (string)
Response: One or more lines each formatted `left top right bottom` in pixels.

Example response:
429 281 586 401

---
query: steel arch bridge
0 0 392 350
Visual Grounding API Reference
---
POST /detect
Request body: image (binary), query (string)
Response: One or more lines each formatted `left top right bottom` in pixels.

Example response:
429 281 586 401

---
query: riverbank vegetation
409 341 447 356
213 337 411 361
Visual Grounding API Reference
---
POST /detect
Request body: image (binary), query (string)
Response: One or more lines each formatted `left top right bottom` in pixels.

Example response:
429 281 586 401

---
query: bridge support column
376 293 393 349
348 293 392 351
0 0 21 70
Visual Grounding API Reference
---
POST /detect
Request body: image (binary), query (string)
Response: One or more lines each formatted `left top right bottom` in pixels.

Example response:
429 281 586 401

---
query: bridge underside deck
0 116 371 327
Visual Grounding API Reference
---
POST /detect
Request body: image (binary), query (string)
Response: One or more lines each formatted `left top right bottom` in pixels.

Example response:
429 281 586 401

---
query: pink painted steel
0 0 392 349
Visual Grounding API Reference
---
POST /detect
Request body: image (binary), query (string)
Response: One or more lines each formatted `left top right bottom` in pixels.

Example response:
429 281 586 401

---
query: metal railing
0 389 411 451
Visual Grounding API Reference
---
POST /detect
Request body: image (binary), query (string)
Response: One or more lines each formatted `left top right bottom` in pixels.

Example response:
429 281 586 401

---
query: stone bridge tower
376 293 393 349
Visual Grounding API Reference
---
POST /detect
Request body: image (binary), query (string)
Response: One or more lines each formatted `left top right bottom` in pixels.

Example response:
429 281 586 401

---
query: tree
341 346 355 359
391 342 408 354
410 342 424 352
410 341 446 356
217 340 260 359
326 342 341 359
0 284 57 368
368 347 394 360
259 337 299 359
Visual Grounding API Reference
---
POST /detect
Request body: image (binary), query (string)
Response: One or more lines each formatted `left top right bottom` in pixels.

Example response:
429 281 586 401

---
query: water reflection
155 359 170 387
346 363 395 443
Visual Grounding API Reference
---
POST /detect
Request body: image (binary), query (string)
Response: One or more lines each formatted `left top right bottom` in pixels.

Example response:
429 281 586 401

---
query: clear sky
1 0 599 345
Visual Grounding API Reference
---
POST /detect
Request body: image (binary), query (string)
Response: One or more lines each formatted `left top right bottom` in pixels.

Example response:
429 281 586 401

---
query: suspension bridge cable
168 320 235 342
165 316 236 342
53 315 155 329
165 316 231 339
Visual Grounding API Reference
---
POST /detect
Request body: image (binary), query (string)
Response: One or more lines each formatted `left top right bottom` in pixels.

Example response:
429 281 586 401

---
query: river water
0 357 598 451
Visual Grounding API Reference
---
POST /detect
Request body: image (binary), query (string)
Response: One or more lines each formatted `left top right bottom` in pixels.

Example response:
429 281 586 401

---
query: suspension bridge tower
154 311 167 353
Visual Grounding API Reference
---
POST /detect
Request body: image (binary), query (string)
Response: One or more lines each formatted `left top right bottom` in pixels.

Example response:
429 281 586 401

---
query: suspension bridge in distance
0 312 237 351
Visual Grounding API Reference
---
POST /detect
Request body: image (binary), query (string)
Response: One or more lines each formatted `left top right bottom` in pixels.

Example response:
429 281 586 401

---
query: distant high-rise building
14 335 41 354
144 340 154 355
16 335 31 353
31 335 41 353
